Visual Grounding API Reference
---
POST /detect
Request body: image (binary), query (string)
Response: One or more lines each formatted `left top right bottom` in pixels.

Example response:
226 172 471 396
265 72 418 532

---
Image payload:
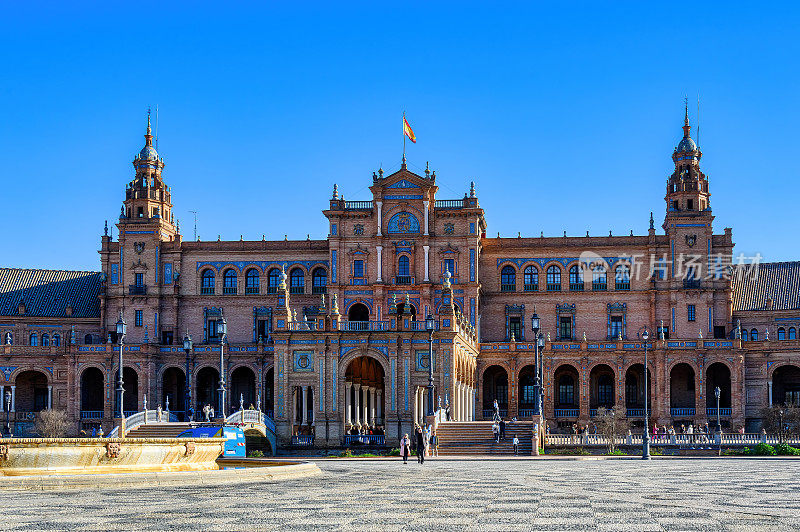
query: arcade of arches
345 356 384 433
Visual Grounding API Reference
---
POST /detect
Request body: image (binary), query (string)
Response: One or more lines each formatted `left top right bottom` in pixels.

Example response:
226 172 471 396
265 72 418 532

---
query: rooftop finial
332 183 339 200
425 161 430 177
104 220 108 237
682 96 692 139
401 153 407 169
469 181 476 198
649 211 654 230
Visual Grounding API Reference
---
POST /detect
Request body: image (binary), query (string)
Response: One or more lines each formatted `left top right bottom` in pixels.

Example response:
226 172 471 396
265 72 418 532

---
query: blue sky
2 3 798 271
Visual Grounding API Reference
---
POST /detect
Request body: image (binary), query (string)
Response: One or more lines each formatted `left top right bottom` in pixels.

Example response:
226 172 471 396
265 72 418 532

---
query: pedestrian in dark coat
499 419 506 440
415 426 426 463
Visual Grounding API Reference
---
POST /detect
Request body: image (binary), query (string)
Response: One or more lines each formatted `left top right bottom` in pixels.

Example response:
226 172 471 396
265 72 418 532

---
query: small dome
676 136 697 153
139 145 159 161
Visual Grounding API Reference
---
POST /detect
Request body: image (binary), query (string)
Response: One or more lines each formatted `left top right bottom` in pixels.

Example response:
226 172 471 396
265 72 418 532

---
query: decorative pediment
556 303 576 313
505 304 525 313
607 302 627 313
439 244 459 254
387 179 420 189
130 259 148 271
347 244 370 257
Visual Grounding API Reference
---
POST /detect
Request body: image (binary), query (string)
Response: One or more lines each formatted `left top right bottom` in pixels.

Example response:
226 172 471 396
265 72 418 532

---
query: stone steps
126 423 195 438
436 421 534 455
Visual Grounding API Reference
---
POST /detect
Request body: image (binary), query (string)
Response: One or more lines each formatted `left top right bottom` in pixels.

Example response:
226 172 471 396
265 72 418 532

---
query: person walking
415 426 426 463
499 418 506 441
400 433 411 464
493 398 500 418
513 435 519 455
430 430 438 457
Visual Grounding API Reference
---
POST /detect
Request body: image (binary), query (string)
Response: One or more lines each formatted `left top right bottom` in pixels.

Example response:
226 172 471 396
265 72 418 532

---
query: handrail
107 409 180 437
340 320 390 332
225 409 276 434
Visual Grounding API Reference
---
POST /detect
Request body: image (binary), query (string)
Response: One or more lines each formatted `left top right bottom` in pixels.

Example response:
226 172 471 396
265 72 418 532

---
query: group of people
399 424 438 464
201 404 216 421
346 424 384 436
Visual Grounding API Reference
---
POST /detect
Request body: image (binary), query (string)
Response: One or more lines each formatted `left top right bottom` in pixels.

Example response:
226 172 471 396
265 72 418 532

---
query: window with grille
569 265 584 291
135 310 143 327
592 267 607 291
245 269 260 294
290 269 304 294
524 266 538 291
558 376 574 406
500 265 516 292
615 265 630 290
688 304 696 322
312 268 327 294
546 266 561 291
559 316 572 340
201 269 215 294
267 269 280 294
223 269 237 294
353 260 364 278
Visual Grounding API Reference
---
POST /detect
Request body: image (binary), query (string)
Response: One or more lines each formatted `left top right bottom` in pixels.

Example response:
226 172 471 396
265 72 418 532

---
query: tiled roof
732 261 800 312
0 268 103 318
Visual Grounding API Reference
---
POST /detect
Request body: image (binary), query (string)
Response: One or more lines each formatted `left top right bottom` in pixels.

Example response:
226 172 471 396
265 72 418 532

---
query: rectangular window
469 222 475 234
208 319 218 342
257 319 272 342
559 316 572 340
161 331 173 345
658 325 670 340
110 264 119 285
714 325 726 339
558 382 574 406
330 223 338 236
610 316 623 339
688 304 696 322
135 310 143 327
508 317 521 341
444 258 455 276
353 260 364 278
135 272 144 287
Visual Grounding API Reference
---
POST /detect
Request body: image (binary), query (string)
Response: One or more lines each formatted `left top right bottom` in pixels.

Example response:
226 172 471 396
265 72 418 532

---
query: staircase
436 421 534 455
126 423 196 439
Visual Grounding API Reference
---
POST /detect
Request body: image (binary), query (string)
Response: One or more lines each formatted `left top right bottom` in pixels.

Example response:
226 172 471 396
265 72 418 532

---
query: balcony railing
395 276 413 285
569 282 584 291
223 286 237 295
289 286 304 294
482 409 508 419
615 281 630 291
500 284 515 292
592 282 607 291
291 435 314 446
554 408 579 418
311 285 327 295
523 284 539 292
340 320 390 332
344 201 373 210
344 434 386 446
245 286 259 295
546 283 561 292
267 286 278 294
80 410 103 419
201 286 215 295
518 409 536 418
684 279 702 289
670 407 696 417
435 199 466 209
626 408 644 417
129 284 147 295
707 407 732 417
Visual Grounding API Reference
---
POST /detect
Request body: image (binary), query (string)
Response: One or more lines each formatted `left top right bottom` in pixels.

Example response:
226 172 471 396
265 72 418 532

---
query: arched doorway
348 303 370 322
590 364 615 413
772 365 800 406
554 364 579 419
518 365 537 417
231 367 256 412
482 365 508 418
344 355 385 433
669 363 696 418
396 303 417 321
196 367 220 416
15 370 49 413
625 364 652 421
161 367 186 418
264 367 274 416
113 367 139 416
706 362 732 422
80 367 104 417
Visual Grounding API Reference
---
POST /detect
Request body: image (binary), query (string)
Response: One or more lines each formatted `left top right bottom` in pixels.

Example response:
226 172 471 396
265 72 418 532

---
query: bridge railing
225 409 276 434
543 432 800 447
107 409 181 438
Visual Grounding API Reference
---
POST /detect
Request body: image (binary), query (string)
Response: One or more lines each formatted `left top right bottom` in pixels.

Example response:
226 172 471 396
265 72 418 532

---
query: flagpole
402 111 406 161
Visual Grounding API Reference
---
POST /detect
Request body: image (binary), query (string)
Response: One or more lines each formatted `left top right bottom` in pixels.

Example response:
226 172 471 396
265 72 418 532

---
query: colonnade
0 383 52 412
293 385 314 426
344 382 383 427
451 381 474 421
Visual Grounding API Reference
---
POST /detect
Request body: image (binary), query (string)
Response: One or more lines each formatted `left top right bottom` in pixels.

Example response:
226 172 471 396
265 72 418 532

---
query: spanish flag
403 116 416 143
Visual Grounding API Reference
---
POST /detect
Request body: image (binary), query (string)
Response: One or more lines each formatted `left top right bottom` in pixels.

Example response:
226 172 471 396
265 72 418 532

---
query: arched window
569 265 584 291
289 268 304 294
523 266 538 291
396 256 411 284
790 328 797 340
84 334 93 345
30 333 38 346
223 269 237 294
598 374 614 406
592 267 607 291
312 268 327 294
778 327 786 341
245 269 259 294
500 265 516 292
201 269 215 295
41 333 49 346
751 329 759 341
558 375 575 406
52 334 60 347
546 265 561 291
741 328 749 341
267 269 280 294
615 265 630 290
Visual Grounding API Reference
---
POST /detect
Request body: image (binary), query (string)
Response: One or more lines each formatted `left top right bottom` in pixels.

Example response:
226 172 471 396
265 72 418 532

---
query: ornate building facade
1 110 798 443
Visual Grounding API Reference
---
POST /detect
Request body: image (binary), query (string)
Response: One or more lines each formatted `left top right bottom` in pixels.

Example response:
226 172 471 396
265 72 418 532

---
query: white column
423 200 429 236
363 387 369 425
10 386 15 412
459 383 465 421
354 384 361 425
376 246 383 282
301 385 308 425
0 386 3 413
768 381 773 406
376 201 383 236
345 382 352 424
370 387 376 424
415 388 420 425
470 387 475 420
423 245 430 282
376 389 383 424
47 385 52 409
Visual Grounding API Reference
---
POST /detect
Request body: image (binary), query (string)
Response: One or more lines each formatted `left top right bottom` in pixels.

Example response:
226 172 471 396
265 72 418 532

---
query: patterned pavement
3 457 800 531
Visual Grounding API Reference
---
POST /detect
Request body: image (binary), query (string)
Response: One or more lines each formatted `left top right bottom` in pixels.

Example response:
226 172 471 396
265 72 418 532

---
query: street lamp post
530 312 542 417
217 316 228 419
779 409 785 446
425 314 435 417
641 327 651 460
714 386 722 434
4 390 11 437
116 314 127 436
183 332 193 422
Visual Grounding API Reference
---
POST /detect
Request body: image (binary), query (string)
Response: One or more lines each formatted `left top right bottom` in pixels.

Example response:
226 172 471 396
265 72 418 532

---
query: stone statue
765 328 770 341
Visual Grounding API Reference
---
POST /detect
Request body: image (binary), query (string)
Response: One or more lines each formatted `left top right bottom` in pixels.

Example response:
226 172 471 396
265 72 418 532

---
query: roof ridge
0 267 101 275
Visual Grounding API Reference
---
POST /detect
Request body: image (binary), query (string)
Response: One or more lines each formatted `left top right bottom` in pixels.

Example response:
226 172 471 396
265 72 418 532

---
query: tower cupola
664 103 710 221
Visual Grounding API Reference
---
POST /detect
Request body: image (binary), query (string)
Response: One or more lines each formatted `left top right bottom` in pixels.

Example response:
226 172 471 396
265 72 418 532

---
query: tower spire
145 108 154 147
682 97 691 138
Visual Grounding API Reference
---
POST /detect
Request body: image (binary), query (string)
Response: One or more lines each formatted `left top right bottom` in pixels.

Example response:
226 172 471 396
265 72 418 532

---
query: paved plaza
5 458 800 531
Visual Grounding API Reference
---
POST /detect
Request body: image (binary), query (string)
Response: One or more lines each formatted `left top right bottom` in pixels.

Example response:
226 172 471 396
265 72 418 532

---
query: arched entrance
113 367 139 416
772 365 800 406
482 365 508 418
669 363 696 418
396 303 417 321
625 364 652 421
264 367 274 416
348 303 370 322
231 367 256 412
518 365 537 417
344 355 385 433
590 364 615 413
161 367 186 418
706 362 732 423
15 370 49 413
554 364 579 419
196 367 220 416
80 367 104 417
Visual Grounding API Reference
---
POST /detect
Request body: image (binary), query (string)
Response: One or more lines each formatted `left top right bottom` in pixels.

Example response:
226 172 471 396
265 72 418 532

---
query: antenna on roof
189 210 198 241
155 104 159 151
696 95 700 147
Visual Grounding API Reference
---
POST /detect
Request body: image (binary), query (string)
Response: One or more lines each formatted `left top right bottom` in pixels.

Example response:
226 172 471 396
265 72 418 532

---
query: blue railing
123 410 138 418
707 407 732 417
589 409 597 417
482 409 508 419
291 435 314 446
626 408 644 417
518 409 536 418
344 434 385 446
340 321 390 332
80 410 103 419
554 409 579 418
670 407 696 417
